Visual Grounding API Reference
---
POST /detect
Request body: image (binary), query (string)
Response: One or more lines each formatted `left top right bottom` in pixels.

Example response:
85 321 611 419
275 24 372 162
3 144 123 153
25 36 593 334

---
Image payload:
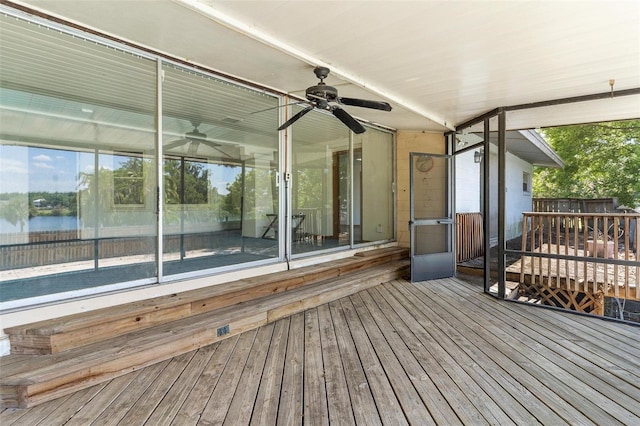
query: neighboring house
32 198 46 208
456 130 564 244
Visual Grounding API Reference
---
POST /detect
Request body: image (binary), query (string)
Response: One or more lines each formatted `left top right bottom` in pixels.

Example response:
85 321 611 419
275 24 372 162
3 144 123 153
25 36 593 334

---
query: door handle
437 219 454 224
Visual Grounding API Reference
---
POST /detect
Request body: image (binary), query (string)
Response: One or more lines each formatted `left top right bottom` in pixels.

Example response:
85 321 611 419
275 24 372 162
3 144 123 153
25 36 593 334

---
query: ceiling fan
278 67 392 134
164 121 232 157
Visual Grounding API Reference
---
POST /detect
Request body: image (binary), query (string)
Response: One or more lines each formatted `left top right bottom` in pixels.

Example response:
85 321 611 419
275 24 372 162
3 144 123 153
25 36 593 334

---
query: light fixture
609 79 615 98
474 149 483 163
456 132 483 147
188 140 200 155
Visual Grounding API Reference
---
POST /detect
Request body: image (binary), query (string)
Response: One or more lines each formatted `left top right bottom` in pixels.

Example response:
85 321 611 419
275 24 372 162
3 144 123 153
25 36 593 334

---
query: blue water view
0 215 78 233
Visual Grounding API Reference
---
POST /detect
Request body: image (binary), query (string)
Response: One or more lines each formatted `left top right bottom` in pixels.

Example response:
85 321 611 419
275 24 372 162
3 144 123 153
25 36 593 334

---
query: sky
0 145 78 194
0 145 240 196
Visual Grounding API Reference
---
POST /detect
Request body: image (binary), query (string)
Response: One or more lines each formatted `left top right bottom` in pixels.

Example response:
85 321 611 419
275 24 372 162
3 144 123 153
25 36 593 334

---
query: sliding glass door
161 64 280 277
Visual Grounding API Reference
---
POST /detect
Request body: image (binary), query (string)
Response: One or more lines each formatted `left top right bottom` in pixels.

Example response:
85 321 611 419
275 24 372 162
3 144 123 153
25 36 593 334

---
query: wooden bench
5 247 407 355
1 248 409 408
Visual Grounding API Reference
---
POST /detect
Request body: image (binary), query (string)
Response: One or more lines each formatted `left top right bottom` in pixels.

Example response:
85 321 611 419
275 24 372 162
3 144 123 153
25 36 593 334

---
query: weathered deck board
117 351 197 425
1 277 638 425
144 344 217 426
347 293 436 424
338 297 408 425
316 304 354 426
277 312 304 425
302 309 329 426
389 280 592 425
64 369 149 425
249 318 289 426
223 323 275 425
362 288 511 425
169 338 237 425
476 284 640 394
34 383 108 426
353 291 465 425
412 278 639 425
375 284 549 425
327 300 381 426
88 360 172 426
395 280 639 425
198 329 257 424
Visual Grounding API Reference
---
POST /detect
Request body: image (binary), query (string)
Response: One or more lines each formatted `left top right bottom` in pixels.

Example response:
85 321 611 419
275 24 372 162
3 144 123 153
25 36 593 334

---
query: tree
534 120 640 207
78 156 154 227
0 195 28 232
295 168 324 209
222 166 277 221
164 158 210 205
113 157 146 205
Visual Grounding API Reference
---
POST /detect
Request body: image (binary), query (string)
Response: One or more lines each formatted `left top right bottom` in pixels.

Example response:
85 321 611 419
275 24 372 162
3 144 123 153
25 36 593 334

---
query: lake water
0 216 79 233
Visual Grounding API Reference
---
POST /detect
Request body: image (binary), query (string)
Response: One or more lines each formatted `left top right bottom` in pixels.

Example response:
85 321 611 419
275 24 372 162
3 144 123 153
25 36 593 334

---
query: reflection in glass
354 128 394 243
0 14 157 301
161 64 279 276
454 130 484 153
0 12 396 304
291 108 350 254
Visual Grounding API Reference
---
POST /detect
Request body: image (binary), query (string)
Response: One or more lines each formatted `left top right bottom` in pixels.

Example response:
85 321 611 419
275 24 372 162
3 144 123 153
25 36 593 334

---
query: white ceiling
8 0 640 132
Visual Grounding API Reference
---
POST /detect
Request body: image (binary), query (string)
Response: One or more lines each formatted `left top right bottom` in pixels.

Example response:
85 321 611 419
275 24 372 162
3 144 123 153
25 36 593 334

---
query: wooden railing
0 227 242 270
520 212 639 303
456 213 483 263
532 197 619 213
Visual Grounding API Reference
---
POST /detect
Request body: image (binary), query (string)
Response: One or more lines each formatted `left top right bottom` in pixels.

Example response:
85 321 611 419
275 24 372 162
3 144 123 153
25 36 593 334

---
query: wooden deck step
6 247 408 355
0 259 409 408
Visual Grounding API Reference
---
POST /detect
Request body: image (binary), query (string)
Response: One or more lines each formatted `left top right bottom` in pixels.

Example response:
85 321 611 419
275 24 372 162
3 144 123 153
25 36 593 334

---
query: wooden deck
2 277 639 425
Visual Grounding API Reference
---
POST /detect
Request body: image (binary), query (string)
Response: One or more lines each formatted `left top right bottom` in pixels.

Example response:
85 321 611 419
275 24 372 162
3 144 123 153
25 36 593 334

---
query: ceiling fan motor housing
186 129 207 140
306 83 338 102
313 66 330 80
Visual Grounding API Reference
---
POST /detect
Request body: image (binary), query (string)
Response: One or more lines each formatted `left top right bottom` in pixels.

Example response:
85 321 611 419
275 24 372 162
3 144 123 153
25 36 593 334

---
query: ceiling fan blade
164 138 189 150
250 100 308 115
200 140 234 158
277 105 314 131
201 140 240 158
338 97 392 111
332 107 366 134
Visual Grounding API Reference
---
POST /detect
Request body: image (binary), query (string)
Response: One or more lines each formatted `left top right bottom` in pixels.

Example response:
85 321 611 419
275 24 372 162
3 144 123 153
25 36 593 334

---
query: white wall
505 152 533 240
455 150 482 213
455 149 533 243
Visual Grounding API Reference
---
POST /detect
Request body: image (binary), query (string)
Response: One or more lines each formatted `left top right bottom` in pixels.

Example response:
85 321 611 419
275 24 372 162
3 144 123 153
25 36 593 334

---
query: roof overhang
4 0 640 131
510 130 564 168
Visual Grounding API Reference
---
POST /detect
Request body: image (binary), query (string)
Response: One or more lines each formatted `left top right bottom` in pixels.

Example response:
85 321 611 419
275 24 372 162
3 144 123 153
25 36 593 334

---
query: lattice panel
519 282 604 315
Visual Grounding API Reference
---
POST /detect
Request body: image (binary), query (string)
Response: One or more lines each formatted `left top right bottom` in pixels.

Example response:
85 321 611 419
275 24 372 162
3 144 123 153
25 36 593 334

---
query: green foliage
164 158 210 204
113 157 146 205
78 166 119 226
534 120 640 207
28 192 77 216
222 167 247 218
295 168 324 209
223 167 277 220
5 155 274 229
0 192 77 227
0 195 28 231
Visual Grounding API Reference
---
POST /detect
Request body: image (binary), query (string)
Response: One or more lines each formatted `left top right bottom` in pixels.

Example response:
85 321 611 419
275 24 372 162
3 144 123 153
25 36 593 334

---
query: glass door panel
291 108 350 254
